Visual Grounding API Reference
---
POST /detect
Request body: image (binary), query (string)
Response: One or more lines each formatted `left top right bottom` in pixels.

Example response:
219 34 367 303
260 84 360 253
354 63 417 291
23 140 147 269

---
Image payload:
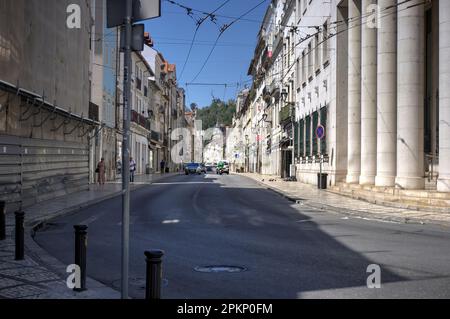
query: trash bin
146 165 151 175
317 173 328 190
165 167 169 173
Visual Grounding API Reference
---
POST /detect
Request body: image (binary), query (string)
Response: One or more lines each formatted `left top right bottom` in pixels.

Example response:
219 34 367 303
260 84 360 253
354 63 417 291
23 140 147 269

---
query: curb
19 172 179 299
26 173 180 230
242 174 450 228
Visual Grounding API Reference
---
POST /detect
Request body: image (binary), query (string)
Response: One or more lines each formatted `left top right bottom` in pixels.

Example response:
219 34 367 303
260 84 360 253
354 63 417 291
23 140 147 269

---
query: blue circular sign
316 125 325 140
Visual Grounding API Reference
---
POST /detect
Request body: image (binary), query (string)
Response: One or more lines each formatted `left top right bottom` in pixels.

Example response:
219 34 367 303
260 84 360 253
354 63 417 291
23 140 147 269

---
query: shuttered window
305 115 311 156
312 111 319 155
320 106 328 155
299 119 304 157
294 121 299 159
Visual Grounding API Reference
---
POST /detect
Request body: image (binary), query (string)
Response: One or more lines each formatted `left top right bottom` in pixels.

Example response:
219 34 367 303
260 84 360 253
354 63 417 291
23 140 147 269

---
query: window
323 19 330 65
314 33 320 72
296 58 301 90
308 42 313 80
294 121 299 159
299 119 305 157
320 106 328 155
305 115 311 156
302 50 307 85
312 111 319 155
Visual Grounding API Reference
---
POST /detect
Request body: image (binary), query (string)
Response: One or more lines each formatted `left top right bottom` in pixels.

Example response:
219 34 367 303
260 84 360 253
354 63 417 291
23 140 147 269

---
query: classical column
375 0 397 187
396 0 425 190
438 0 450 192
360 0 378 185
346 0 362 184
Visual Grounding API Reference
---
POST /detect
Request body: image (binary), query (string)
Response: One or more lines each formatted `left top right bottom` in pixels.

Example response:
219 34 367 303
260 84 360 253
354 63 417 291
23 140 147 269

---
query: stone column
360 0 378 185
375 0 397 187
396 0 425 190
438 0 450 192
346 0 362 184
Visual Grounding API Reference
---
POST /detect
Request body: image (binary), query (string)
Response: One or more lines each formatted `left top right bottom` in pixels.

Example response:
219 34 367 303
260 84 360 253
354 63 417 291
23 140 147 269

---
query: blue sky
143 0 269 108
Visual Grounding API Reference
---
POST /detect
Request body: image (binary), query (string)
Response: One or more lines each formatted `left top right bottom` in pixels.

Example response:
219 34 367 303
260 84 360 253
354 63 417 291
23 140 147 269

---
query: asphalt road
34 173 450 299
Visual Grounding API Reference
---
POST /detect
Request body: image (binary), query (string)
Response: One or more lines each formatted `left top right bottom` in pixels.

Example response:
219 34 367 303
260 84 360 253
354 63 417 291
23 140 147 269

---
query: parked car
216 160 230 175
185 163 202 175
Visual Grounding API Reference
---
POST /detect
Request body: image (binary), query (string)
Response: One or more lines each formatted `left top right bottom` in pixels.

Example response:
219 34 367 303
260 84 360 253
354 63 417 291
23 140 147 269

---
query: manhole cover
194 266 247 273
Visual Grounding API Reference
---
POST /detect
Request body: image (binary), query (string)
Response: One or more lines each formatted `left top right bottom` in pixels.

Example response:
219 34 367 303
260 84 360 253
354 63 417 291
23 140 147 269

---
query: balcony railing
131 110 150 130
279 105 293 125
150 130 160 142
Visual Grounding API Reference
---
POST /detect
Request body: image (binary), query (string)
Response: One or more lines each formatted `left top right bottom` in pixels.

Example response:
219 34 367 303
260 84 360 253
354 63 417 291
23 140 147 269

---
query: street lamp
262 113 272 125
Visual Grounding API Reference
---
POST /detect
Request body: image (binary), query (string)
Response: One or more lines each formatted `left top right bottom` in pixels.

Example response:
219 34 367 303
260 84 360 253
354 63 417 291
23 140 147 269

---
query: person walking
160 159 165 174
130 157 136 182
96 158 106 186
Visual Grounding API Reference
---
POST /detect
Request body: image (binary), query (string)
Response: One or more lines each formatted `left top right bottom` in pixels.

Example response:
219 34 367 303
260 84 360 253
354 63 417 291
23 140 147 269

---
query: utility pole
107 0 161 300
121 0 133 300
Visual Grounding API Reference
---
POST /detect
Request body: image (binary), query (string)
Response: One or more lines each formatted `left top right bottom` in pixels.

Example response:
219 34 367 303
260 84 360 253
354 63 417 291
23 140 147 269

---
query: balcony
131 110 151 130
149 130 160 142
268 80 280 98
279 105 293 125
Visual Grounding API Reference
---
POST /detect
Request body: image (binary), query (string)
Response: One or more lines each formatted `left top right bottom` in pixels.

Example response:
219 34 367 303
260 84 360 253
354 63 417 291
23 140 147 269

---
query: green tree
195 98 236 131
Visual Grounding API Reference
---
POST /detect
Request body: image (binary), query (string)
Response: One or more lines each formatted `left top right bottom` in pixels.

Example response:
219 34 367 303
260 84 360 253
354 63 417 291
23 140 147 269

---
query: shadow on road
33 173 414 299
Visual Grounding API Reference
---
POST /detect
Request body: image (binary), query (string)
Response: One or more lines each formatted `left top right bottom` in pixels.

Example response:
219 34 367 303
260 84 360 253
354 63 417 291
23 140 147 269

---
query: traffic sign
107 0 161 28
316 125 325 140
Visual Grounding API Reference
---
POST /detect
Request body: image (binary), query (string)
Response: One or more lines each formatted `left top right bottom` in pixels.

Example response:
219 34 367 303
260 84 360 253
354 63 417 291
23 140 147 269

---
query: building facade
231 0 450 193
90 0 119 183
0 1 96 211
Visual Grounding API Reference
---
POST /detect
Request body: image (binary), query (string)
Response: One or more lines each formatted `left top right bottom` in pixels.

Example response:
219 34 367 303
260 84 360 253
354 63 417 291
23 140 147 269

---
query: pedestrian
160 159 165 174
96 158 106 186
130 157 136 182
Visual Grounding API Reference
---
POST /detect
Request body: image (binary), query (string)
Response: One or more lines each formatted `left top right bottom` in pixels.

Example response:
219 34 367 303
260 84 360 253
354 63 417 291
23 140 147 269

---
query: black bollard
0 201 5 241
74 225 88 292
144 250 164 299
14 211 25 260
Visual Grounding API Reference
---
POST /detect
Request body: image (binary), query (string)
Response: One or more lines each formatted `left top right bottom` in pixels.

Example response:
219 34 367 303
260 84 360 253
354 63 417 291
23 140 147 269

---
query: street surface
34 174 450 299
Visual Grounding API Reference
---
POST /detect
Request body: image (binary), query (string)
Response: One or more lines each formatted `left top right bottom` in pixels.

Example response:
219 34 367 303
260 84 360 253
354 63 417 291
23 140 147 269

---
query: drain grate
194 265 247 273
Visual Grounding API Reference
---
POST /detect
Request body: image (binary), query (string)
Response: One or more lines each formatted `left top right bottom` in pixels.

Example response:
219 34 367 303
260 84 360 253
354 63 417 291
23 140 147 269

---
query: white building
233 0 450 195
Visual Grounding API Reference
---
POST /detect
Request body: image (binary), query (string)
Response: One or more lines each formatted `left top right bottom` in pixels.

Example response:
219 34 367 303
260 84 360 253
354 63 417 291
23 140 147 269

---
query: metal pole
0 201 5 241
15 211 24 260
319 154 323 190
121 0 133 300
74 225 88 291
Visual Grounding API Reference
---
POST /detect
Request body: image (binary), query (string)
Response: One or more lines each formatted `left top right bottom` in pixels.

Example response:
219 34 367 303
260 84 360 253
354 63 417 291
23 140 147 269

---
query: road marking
162 219 180 224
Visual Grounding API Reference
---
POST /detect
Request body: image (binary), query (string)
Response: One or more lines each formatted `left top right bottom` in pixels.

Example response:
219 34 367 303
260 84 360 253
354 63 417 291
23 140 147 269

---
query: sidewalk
0 172 179 299
240 173 450 227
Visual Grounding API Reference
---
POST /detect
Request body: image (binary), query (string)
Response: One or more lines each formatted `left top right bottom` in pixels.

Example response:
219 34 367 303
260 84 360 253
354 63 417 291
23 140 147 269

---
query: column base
359 174 376 186
375 175 396 187
346 173 360 184
395 176 425 190
437 178 450 193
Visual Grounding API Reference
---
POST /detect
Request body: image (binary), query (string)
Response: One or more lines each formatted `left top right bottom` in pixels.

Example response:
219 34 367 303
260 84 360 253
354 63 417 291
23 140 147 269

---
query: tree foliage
195 98 236 130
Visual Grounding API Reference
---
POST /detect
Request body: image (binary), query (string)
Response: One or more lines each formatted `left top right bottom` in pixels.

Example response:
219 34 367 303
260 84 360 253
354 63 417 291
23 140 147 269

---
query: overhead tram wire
249 0 419 86
177 0 233 82
176 0 418 101
190 0 270 83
